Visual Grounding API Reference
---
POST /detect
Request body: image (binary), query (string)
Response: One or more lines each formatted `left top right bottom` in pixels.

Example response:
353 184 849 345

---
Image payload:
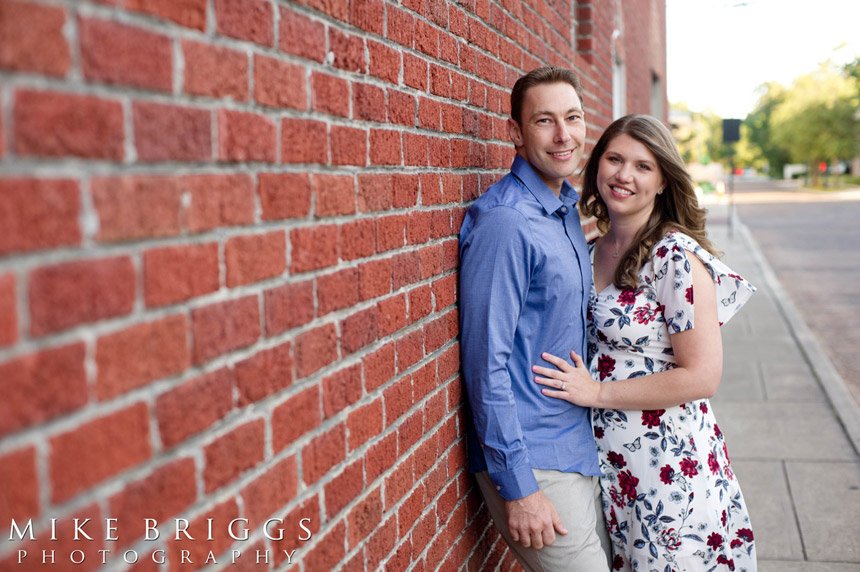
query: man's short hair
510 66 584 125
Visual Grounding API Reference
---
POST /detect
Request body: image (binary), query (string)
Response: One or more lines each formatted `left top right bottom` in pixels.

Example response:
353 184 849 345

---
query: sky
666 0 860 119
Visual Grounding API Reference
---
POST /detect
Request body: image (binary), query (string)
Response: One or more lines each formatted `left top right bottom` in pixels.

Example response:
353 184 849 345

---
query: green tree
770 63 859 185
742 82 791 177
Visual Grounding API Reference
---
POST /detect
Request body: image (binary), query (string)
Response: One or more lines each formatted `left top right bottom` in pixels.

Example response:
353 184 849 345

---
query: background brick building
0 0 666 569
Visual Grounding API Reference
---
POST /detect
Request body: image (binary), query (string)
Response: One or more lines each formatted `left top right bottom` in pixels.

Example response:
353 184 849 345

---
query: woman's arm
533 253 723 410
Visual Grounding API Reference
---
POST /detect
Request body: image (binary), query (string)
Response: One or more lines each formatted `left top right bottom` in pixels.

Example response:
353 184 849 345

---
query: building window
612 53 625 119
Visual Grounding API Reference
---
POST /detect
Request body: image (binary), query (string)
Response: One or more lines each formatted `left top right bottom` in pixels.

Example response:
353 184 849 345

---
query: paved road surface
725 179 860 404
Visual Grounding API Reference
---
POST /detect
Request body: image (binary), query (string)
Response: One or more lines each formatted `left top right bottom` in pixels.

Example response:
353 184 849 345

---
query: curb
734 215 860 455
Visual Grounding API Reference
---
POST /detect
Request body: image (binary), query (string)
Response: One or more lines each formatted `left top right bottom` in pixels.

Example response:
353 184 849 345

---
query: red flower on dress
716 555 735 570
659 464 675 485
685 285 694 304
708 452 720 474
607 451 626 469
699 401 708 414
597 354 616 381
731 539 743 549
617 288 637 306
658 527 682 551
641 409 665 428
714 423 723 438
612 555 624 570
656 245 669 258
618 470 639 501
707 532 724 550
721 509 727 527
736 528 754 542
680 457 698 478
594 426 605 438
633 304 658 324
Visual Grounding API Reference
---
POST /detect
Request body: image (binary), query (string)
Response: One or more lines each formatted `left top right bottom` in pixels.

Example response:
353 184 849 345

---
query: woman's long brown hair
580 114 720 290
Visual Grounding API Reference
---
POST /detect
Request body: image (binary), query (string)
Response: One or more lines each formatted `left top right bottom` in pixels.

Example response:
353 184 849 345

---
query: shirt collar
510 154 579 216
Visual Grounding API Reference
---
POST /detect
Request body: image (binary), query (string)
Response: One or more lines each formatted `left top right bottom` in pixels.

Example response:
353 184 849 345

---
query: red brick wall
0 1 665 569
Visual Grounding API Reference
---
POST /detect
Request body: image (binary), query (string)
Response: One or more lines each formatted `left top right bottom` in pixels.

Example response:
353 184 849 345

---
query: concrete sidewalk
705 201 860 570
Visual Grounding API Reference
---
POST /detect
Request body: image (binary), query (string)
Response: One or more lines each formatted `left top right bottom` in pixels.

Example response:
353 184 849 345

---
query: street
722 178 860 404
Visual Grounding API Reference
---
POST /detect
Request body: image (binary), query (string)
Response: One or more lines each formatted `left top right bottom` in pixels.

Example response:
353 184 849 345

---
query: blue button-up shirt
459 155 600 500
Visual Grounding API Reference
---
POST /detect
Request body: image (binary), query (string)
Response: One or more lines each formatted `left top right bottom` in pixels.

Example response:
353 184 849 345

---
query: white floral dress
588 232 757 572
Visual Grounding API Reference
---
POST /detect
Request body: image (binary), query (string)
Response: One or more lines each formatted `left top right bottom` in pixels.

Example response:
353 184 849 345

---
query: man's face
508 82 586 195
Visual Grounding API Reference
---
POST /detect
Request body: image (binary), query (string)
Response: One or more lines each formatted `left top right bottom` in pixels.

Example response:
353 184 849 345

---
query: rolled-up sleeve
459 206 538 500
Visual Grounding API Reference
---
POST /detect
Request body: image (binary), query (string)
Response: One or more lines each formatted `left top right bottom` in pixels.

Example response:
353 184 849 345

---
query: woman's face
596 133 665 226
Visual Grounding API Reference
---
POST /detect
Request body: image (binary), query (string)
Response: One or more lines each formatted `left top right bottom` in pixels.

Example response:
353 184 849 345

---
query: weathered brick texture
0 0 665 568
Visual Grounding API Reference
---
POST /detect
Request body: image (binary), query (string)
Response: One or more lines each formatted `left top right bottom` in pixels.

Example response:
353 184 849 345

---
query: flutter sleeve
652 231 756 333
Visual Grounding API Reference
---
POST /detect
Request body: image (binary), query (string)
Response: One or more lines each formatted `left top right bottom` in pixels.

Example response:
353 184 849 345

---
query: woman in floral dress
532 115 757 571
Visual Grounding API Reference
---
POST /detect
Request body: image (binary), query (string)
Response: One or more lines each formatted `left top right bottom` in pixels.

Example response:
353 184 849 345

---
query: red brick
331 125 367 166
441 103 462 133
370 129 402 165
0 0 69 76
0 447 38 523
324 459 363 518
425 311 457 354
432 274 457 309
353 82 386 122
96 314 190 399
156 368 235 448
418 97 441 130
347 399 383 451
49 403 151 502
218 109 277 163
362 342 394 393
272 386 321 452
408 211 432 244
348 488 382 549
290 225 338 273
340 307 378 355
282 117 327 163
429 136 452 166
364 430 397 482
313 174 355 217
259 172 311 220
349 0 384 33
329 28 366 73
184 173 255 232
144 243 219 307
225 231 286 287
397 329 425 373
377 294 408 337
368 40 400 84
182 40 248 100
234 340 293 405
376 214 406 251
404 132 429 165
388 89 416 126
318 268 359 316
204 419 265 492
264 280 314 335
109 458 197 547
296 324 338 378
398 408 424 453
403 52 428 91
271 495 321 555
312 72 350 117
216 0 273 45
409 285 433 321
304 520 346 572
28 256 135 336
191 296 261 364
359 258 391 301
167 499 239 569
0 343 86 437
386 6 414 48
322 363 362 418
393 174 419 208
14 90 123 159
279 5 325 62
134 102 211 162
254 54 306 109
357 174 393 213
91 175 182 243
0 274 15 347
126 0 207 29
242 455 298 523
302 424 346 483
80 17 172 92
366 516 398 569
339 219 376 261
431 64 451 98
0 178 80 255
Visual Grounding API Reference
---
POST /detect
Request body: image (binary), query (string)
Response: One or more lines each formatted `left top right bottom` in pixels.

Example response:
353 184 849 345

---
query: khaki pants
476 469 611 572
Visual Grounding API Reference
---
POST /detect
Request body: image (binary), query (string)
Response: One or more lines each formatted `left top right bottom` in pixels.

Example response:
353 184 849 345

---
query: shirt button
559 206 569 215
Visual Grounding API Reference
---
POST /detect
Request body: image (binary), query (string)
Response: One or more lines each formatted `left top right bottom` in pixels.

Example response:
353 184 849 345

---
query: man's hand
504 490 568 549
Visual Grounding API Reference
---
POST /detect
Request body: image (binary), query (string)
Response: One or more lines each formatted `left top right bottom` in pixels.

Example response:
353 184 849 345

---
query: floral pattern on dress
588 232 757 572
